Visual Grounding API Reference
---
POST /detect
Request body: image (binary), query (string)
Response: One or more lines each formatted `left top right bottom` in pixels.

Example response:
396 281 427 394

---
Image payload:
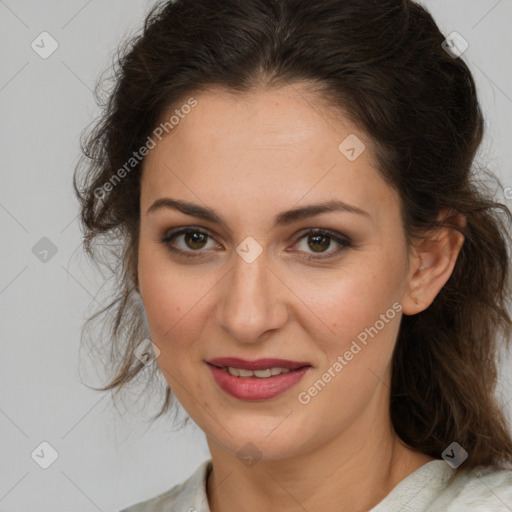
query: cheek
138 243 183 338
138 245 218 351
294 265 403 424
299 257 403 351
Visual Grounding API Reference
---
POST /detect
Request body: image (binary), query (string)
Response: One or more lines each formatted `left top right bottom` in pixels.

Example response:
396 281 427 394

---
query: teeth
225 366 291 378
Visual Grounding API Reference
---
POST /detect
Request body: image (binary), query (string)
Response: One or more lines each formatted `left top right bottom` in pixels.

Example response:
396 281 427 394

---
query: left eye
160 227 351 260
290 228 352 260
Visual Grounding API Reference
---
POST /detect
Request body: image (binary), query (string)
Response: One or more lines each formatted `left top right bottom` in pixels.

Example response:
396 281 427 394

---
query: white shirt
120 459 512 511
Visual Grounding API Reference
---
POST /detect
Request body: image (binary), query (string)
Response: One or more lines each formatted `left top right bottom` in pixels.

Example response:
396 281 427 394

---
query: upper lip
207 357 311 371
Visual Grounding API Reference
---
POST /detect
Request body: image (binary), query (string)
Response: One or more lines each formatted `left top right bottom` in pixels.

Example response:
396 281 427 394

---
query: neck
206 412 434 512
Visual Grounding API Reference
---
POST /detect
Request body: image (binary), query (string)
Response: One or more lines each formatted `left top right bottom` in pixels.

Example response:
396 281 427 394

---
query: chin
207 418 313 463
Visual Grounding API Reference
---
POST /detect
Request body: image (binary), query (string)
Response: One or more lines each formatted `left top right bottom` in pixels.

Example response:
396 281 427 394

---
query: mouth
206 357 312 401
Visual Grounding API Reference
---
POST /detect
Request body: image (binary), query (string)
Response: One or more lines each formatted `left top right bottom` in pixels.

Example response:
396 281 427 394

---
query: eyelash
159 226 352 261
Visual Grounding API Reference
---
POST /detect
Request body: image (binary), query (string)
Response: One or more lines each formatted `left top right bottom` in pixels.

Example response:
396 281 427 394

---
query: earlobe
402 211 466 316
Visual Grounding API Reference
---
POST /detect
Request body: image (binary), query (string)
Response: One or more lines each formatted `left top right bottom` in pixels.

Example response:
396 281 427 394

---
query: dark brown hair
73 0 512 468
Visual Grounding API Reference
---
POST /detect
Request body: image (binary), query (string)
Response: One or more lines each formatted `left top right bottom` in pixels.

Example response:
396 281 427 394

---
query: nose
215 247 288 344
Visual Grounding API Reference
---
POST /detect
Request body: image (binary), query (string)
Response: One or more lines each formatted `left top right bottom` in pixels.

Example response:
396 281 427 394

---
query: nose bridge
216 243 286 342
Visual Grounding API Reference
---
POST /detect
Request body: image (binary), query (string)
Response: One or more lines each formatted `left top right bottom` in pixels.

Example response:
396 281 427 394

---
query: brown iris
185 231 208 250
308 233 330 253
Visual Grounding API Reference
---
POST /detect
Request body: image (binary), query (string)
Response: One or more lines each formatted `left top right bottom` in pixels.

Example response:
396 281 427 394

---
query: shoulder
371 460 512 511
434 463 512 511
119 459 212 512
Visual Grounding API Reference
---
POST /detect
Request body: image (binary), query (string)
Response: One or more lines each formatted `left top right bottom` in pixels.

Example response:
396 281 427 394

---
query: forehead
152 84 363 153
140 85 399 228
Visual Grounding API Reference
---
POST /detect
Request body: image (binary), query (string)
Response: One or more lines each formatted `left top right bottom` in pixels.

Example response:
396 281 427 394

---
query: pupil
309 234 329 252
186 232 207 250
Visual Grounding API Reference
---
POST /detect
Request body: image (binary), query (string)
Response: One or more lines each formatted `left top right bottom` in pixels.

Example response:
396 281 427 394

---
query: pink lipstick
206 357 312 401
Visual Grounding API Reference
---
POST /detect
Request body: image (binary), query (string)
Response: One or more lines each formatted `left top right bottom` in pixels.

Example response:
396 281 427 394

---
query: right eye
160 227 220 258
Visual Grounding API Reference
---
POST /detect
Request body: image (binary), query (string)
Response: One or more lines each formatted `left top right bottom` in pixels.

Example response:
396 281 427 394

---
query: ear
402 210 466 316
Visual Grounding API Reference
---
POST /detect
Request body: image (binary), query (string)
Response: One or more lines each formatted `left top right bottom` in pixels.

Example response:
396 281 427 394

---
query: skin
137 83 465 512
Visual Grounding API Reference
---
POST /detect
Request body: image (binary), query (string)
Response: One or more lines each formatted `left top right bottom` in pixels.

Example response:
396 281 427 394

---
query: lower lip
207 363 311 401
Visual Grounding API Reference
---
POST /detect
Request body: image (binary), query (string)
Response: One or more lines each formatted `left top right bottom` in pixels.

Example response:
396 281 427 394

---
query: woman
73 0 512 510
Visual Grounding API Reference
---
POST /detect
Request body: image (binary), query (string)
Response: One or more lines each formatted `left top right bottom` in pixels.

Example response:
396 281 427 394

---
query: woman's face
138 84 415 461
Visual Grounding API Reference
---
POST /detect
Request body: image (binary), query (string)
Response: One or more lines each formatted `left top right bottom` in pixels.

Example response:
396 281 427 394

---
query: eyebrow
146 197 370 229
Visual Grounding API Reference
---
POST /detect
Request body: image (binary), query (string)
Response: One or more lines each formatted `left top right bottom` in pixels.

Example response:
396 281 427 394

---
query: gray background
1 1 511 511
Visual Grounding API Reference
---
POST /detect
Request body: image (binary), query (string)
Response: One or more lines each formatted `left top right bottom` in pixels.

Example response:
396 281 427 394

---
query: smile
206 361 312 401
222 366 291 378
